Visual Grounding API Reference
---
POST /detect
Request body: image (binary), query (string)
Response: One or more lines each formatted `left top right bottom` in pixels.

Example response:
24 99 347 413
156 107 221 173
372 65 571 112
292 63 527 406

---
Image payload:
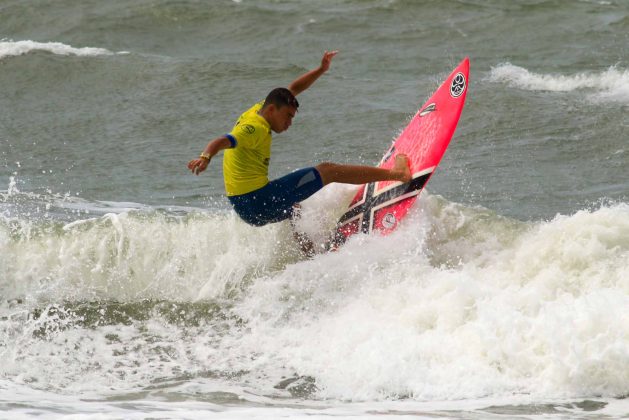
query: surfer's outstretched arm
187 136 232 175
288 50 338 96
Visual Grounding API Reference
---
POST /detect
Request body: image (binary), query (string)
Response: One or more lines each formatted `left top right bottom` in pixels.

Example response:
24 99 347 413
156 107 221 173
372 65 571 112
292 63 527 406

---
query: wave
1 194 628 400
0 40 116 60
489 63 629 103
0 210 296 303
234 199 629 400
0 184 353 303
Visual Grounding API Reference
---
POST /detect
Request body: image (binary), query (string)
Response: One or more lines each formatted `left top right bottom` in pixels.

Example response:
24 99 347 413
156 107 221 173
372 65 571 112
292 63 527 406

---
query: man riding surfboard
188 51 411 231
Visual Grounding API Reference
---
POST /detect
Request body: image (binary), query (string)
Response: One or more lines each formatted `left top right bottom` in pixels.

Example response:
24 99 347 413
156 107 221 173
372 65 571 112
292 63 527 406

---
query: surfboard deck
330 58 469 248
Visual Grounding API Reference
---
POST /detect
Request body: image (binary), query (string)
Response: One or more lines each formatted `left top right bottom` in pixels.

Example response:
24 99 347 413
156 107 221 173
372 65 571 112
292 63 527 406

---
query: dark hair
262 87 299 110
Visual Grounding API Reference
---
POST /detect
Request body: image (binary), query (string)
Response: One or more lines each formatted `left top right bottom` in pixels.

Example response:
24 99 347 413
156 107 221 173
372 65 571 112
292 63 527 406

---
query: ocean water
1 0 628 419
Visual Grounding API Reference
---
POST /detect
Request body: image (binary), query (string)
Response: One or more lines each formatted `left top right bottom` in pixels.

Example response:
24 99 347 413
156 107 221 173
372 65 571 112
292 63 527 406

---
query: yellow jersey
223 102 272 196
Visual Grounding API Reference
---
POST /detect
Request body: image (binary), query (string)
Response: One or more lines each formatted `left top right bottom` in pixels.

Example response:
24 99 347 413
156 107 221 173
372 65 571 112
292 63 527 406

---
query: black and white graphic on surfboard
450 73 466 98
336 168 434 239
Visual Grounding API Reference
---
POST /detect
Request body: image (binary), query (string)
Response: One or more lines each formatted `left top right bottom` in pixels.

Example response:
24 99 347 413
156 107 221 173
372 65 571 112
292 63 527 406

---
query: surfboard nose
460 57 470 74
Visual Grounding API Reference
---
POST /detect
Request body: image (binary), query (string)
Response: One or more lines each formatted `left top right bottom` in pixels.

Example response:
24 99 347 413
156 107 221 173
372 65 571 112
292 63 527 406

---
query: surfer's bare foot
392 154 411 182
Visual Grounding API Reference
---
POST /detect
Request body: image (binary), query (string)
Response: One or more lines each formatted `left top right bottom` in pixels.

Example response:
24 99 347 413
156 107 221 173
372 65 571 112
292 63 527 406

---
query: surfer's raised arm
288 50 338 96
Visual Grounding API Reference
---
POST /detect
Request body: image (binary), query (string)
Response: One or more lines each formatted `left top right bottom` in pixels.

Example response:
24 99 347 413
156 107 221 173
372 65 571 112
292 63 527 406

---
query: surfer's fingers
189 159 203 174
321 50 338 69
323 50 338 61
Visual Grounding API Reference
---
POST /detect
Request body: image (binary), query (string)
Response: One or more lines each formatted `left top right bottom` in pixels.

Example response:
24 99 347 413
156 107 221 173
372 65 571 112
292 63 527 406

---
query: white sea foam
231 198 629 401
0 193 628 402
0 210 293 303
1 379 628 420
489 63 629 103
0 40 113 60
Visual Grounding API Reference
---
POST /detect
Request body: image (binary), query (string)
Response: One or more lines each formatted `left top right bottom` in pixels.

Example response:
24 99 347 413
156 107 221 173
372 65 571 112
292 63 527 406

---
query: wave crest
0 40 114 60
489 63 629 103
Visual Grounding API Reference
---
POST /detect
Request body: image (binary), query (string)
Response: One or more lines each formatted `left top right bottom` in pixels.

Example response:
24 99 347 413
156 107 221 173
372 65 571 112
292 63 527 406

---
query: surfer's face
268 104 297 133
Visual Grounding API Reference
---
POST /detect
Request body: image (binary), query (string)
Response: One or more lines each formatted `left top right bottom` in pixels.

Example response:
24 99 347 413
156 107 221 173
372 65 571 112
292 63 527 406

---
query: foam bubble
7 176 19 196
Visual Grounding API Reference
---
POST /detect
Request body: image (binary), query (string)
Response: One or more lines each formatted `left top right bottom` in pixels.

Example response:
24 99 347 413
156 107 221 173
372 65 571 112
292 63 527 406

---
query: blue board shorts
227 167 324 226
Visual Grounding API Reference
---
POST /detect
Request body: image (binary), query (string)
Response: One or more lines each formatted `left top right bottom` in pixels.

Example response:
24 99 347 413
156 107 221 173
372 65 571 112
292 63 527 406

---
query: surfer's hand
320 50 338 72
188 158 209 175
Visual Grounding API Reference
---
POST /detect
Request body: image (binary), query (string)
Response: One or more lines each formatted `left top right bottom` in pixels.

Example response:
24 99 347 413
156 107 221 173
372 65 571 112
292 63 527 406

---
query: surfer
188 51 411 231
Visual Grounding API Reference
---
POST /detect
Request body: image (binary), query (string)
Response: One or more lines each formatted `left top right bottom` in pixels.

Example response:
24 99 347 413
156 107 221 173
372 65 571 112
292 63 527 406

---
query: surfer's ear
263 103 278 115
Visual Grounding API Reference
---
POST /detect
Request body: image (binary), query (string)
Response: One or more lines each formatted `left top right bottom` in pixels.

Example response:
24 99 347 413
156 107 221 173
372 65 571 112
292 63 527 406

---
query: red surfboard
331 58 469 247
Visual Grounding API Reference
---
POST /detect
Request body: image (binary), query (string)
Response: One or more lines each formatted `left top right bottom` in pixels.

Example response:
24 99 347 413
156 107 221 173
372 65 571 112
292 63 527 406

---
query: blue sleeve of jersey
225 134 237 148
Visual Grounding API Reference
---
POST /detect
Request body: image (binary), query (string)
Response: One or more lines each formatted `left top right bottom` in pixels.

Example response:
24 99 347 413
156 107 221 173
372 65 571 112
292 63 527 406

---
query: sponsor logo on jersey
241 124 256 134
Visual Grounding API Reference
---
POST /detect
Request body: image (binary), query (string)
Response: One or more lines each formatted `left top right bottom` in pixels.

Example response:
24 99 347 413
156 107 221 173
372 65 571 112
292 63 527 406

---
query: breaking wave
1 190 628 401
489 63 629 103
0 40 116 60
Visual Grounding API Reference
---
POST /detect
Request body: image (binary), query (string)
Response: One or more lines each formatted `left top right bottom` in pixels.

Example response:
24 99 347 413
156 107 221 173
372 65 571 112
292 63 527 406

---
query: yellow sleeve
229 121 264 150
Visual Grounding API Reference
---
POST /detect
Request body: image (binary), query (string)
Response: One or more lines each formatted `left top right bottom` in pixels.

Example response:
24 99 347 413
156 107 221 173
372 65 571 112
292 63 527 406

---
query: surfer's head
260 88 299 133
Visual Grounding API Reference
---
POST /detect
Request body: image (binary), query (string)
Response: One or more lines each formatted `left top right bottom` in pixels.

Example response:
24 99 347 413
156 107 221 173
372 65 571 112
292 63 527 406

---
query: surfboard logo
382 213 397 229
419 103 436 117
450 73 466 98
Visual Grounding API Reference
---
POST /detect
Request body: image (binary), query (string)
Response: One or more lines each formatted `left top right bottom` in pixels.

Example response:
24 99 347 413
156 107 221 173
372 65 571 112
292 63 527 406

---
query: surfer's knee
315 162 336 172
314 162 338 185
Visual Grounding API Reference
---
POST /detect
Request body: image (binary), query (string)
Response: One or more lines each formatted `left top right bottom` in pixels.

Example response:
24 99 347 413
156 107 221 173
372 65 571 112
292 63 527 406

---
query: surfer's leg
228 167 325 227
315 155 411 186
